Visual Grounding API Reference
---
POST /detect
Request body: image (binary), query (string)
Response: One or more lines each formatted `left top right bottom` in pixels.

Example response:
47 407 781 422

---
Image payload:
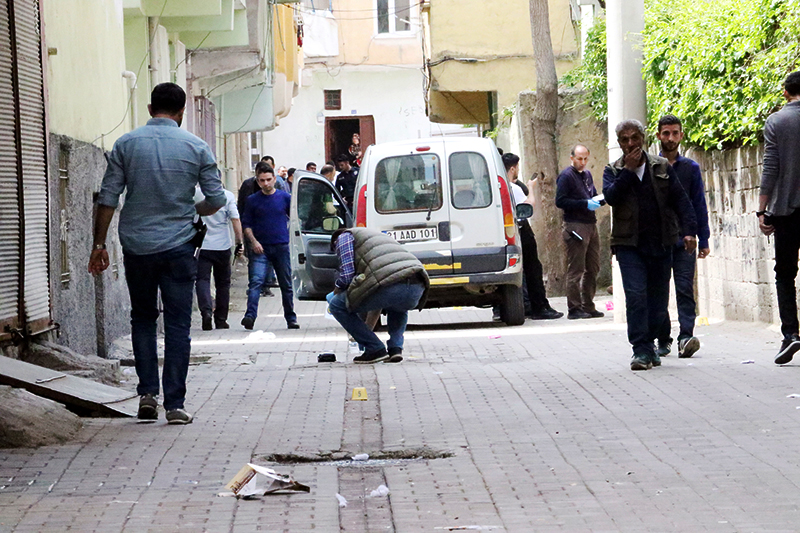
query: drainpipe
122 71 138 130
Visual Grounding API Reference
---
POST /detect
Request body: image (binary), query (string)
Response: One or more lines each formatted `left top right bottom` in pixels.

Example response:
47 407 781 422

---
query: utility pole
605 0 646 162
605 0 646 322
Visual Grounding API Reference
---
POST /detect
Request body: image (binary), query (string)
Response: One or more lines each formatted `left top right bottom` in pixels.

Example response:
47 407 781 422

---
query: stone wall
48 134 131 358
687 146 778 324
512 90 611 296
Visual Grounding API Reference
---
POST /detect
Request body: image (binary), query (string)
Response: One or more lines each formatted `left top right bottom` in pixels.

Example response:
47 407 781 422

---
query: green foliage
485 103 517 140
561 18 608 122
562 0 800 149
644 0 800 149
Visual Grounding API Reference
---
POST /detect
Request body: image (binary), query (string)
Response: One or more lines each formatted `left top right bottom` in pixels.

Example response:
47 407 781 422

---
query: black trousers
773 209 800 338
519 222 550 313
195 249 232 322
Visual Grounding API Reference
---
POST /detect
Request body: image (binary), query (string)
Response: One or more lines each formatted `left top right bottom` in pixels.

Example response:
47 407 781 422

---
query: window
449 152 492 209
297 178 347 234
324 89 341 110
377 0 412 34
375 154 442 214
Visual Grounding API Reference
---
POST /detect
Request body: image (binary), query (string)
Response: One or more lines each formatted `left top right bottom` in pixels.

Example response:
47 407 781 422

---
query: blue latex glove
586 199 602 211
326 291 335 303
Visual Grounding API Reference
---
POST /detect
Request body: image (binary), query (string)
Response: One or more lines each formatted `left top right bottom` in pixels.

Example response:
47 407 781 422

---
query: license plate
383 227 438 243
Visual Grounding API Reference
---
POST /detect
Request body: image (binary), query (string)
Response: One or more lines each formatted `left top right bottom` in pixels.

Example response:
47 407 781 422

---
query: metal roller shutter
13 0 50 330
0 0 21 331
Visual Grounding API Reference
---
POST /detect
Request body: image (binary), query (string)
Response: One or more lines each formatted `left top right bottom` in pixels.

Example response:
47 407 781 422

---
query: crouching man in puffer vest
328 228 430 363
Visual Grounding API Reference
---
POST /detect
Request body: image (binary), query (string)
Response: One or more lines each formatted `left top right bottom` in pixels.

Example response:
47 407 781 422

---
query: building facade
258 0 460 169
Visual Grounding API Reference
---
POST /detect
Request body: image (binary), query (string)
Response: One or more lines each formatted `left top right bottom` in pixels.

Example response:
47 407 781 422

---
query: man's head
615 119 646 156
306 162 317 172
570 145 590 172
261 155 275 167
277 166 288 178
148 83 186 124
287 168 296 183
784 71 800 100
501 153 520 181
657 114 684 153
320 164 336 182
335 154 351 172
255 161 276 194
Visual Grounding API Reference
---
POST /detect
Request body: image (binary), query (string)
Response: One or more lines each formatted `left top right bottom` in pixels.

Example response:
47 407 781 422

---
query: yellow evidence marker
351 387 368 401
696 316 710 326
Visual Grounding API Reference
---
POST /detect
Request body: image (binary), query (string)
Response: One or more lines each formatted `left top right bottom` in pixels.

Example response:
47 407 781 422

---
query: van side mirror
515 203 533 219
322 216 342 232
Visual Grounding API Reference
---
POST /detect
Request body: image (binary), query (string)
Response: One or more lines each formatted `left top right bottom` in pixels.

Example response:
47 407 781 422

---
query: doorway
324 115 375 164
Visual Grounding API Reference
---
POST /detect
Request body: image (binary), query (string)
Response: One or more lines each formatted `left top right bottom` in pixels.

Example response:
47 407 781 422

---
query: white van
289 137 528 325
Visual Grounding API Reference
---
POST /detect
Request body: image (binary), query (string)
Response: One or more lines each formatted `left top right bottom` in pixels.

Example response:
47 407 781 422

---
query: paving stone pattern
2 276 800 532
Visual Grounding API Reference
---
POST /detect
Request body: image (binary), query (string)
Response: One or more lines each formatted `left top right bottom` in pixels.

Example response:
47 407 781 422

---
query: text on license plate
383 227 438 243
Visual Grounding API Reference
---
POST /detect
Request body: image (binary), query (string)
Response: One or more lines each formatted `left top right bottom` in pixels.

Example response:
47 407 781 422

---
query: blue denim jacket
97 118 226 255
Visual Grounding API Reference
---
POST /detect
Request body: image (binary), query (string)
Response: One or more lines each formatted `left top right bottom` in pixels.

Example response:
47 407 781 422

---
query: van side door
289 172 352 300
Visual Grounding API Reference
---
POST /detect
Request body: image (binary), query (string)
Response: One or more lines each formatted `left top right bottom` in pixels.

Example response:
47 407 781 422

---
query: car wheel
500 284 525 326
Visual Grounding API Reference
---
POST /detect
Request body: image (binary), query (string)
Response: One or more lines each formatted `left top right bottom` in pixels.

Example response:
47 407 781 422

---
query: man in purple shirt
240 165 299 330
556 144 604 320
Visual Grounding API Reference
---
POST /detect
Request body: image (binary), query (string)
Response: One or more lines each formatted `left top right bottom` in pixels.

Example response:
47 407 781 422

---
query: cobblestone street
2 273 800 532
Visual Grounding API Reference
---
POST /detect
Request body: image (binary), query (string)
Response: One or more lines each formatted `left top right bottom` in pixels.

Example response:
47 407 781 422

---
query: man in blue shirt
88 83 226 425
241 165 299 330
655 115 711 359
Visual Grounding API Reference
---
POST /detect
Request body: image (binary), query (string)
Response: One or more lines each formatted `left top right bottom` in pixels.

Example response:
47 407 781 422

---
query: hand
759 214 774 236
623 147 644 171
251 241 264 255
697 247 710 259
683 235 697 253
88 249 109 275
526 178 538 191
586 199 601 211
234 243 244 257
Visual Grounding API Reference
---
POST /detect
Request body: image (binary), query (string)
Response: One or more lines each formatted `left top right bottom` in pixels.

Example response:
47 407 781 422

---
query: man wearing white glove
556 144 604 320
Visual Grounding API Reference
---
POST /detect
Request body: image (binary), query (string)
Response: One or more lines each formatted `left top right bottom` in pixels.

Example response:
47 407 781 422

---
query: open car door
289 171 352 300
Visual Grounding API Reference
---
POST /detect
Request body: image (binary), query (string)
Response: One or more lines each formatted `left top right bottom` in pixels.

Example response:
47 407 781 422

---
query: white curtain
466 153 490 206
382 158 402 210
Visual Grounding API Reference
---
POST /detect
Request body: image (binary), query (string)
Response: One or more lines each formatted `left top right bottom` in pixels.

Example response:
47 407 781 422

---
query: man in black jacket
759 70 800 365
603 120 697 371
556 144 604 320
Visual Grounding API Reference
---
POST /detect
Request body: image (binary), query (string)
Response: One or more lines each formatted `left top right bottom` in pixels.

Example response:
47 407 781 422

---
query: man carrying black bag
88 83 226 425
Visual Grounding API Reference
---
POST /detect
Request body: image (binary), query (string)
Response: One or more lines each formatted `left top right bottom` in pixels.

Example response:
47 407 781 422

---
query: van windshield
374 154 442 214
449 152 492 209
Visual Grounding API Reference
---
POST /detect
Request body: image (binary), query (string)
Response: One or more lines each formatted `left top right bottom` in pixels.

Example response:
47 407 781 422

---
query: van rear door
289 172 352 300
445 146 507 274
366 143 454 275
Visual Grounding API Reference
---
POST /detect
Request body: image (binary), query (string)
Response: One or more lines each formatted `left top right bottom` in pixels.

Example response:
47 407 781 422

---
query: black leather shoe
215 320 230 329
585 309 605 318
241 316 255 330
529 308 563 320
568 309 592 320
287 321 300 330
201 316 213 330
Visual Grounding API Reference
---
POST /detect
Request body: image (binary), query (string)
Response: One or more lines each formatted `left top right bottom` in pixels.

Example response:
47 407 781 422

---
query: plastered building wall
42 0 131 147
427 0 578 121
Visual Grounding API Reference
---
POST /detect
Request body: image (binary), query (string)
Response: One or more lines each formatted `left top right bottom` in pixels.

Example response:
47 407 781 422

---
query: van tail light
497 176 516 246
355 184 367 227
